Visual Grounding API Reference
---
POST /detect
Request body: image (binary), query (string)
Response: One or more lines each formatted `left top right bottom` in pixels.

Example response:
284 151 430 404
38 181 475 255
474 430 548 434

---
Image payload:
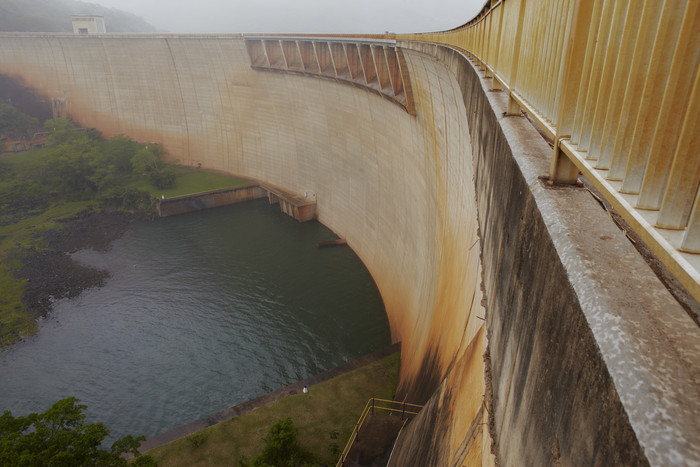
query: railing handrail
336 398 424 467
397 0 700 302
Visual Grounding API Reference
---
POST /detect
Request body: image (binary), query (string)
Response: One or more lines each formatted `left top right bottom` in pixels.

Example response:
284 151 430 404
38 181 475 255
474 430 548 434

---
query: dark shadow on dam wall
0 74 52 122
389 42 699 466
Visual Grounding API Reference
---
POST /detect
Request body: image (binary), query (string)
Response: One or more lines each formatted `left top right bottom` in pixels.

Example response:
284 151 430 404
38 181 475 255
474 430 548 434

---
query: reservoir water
0 199 390 442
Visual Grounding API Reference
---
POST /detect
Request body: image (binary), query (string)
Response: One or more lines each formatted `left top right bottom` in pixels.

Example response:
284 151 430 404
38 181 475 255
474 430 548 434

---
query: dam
1 1 699 465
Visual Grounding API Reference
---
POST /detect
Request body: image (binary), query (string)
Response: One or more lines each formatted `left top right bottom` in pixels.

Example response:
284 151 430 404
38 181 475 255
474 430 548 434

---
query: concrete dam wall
1 34 698 465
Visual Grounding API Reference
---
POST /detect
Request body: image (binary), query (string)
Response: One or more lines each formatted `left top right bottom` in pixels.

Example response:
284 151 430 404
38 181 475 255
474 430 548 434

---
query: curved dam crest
1 33 698 465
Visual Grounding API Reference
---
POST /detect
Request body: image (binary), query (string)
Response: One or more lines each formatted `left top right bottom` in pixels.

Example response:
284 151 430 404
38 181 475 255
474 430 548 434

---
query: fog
85 0 487 34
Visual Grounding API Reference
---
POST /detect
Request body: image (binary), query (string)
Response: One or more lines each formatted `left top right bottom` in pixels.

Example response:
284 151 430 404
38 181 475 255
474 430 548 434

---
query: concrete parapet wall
2 34 698 465
399 41 700 466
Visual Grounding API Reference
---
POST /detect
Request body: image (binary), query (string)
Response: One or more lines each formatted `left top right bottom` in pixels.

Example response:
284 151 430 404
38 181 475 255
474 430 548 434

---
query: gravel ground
17 210 152 318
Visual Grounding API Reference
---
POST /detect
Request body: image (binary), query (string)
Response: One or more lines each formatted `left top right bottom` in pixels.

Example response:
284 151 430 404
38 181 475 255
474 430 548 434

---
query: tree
239 417 318 467
0 396 157 466
131 144 176 189
44 132 102 196
0 103 39 138
41 119 111 197
102 134 142 175
43 118 78 146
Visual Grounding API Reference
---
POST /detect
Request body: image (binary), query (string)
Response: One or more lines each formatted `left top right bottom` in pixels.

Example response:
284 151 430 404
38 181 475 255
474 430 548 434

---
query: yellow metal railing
336 398 423 467
399 0 700 301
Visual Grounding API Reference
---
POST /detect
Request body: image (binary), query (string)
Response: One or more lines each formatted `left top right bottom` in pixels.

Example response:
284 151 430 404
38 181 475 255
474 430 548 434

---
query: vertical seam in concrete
54 38 72 110
43 37 62 95
213 40 231 165
438 68 450 230
98 38 118 129
164 38 191 157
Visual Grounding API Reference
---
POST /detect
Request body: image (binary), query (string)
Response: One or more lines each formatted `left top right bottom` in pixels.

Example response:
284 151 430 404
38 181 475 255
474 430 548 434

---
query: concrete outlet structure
1 10 698 466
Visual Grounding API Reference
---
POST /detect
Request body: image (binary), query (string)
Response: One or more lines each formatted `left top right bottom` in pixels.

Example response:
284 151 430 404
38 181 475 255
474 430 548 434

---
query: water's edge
139 343 401 453
0 200 390 443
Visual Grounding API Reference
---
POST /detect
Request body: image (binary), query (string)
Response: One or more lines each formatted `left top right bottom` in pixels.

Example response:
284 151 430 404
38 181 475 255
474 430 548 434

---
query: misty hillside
0 0 159 33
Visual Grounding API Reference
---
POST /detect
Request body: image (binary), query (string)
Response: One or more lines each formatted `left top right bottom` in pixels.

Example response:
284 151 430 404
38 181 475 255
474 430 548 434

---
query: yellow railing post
506 0 527 116
656 67 700 232
570 0 603 146
607 0 665 181
549 0 593 183
683 190 700 254
549 137 578 184
637 0 699 211
620 0 688 195
594 1 643 170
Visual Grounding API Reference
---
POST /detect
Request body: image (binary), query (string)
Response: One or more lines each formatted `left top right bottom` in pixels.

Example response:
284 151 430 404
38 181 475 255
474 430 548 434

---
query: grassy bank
146 352 401 467
0 148 248 349
127 166 251 198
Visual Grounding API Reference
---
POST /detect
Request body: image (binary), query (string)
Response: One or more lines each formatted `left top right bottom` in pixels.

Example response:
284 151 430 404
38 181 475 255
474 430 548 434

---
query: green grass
145 352 401 467
1 146 52 167
127 167 250 199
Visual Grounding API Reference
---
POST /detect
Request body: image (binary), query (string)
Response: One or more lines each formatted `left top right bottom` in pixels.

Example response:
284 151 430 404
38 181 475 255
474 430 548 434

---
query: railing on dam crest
245 37 415 115
399 0 700 301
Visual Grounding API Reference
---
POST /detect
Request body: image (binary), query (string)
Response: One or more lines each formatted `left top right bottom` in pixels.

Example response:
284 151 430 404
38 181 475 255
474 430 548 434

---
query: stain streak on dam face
1 34 699 466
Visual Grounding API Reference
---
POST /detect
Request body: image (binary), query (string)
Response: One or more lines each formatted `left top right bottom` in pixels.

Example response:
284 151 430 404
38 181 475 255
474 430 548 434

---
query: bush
102 134 142 175
131 144 177 189
0 179 52 225
187 432 207 449
100 187 153 211
0 103 39 138
0 397 157 466
239 418 318 467
148 167 176 189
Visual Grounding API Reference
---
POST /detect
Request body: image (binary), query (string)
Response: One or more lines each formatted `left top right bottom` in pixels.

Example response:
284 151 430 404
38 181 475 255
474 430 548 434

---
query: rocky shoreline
16 210 153 320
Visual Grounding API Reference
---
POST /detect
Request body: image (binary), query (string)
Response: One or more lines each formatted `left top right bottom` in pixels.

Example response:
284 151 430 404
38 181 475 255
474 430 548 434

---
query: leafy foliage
0 120 164 226
0 397 157 466
99 187 153 211
0 177 52 225
239 417 318 467
43 122 104 197
103 134 142 175
186 432 207 449
130 144 176 189
39 119 175 197
43 118 83 146
0 103 39 138
328 429 340 458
